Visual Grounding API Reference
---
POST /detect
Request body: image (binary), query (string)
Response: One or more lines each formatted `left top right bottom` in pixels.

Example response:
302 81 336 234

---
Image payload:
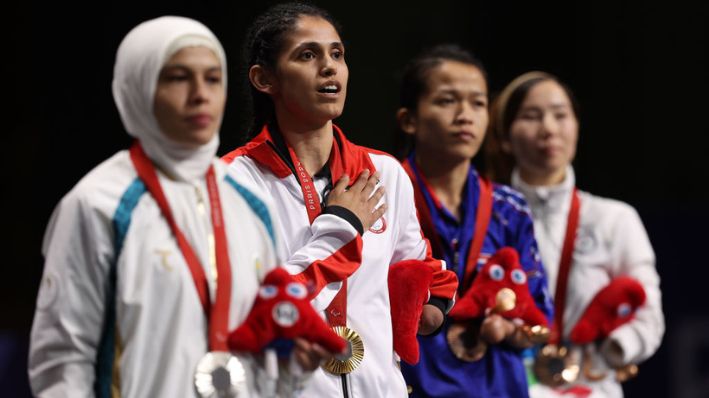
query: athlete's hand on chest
326 169 387 231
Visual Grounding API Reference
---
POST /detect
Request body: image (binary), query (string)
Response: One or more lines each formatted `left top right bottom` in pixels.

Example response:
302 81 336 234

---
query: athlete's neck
416 153 470 220
276 113 333 176
519 166 567 187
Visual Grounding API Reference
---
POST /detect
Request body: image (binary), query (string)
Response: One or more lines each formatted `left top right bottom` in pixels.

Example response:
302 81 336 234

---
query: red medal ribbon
129 141 232 351
550 189 581 344
286 141 349 327
462 177 493 292
402 159 493 292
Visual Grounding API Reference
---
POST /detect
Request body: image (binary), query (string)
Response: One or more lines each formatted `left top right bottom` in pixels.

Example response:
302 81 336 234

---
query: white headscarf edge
112 16 227 181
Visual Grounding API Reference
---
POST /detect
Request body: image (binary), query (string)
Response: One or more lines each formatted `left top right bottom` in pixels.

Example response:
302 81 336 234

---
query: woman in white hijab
28 16 304 397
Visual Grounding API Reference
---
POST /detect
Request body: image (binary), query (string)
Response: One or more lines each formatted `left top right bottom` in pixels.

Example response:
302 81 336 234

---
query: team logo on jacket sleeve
369 217 387 234
155 248 173 271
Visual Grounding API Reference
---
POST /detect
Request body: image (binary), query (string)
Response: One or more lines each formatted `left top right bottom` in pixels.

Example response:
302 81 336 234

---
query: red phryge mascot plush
228 268 346 355
448 247 547 327
387 260 434 365
570 276 646 344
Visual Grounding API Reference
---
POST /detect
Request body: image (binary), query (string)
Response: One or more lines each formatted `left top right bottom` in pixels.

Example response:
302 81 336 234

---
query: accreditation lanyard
129 141 232 351
549 189 581 344
286 142 349 327
402 159 493 293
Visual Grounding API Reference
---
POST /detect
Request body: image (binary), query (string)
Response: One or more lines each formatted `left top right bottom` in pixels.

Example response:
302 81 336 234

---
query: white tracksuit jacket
512 167 664 398
224 125 458 398
29 153 282 397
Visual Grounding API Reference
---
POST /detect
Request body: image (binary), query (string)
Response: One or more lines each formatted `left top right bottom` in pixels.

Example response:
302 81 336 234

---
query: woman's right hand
326 170 387 231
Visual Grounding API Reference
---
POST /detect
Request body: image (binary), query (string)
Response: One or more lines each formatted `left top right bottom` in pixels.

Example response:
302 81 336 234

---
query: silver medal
194 351 249 398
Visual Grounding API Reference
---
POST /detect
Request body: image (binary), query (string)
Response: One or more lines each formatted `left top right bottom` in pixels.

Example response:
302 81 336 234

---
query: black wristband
322 205 364 235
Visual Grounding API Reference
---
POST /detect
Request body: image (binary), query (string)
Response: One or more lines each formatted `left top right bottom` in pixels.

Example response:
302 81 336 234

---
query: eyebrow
436 88 488 97
293 41 344 51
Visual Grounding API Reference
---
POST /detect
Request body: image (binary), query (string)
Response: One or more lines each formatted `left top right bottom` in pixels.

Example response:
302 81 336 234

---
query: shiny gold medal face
494 288 517 313
446 322 487 362
533 344 580 387
322 326 364 375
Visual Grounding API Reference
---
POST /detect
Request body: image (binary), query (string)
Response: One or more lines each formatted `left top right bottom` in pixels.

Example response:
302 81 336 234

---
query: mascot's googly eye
510 269 527 285
286 282 308 299
259 285 278 300
488 264 504 281
617 302 632 318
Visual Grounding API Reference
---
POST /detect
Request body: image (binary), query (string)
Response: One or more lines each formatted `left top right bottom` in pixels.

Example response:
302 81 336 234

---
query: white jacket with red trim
29 153 289 398
223 125 458 398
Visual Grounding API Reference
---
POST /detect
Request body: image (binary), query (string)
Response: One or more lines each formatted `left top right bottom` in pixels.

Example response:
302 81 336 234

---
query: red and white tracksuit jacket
223 125 458 397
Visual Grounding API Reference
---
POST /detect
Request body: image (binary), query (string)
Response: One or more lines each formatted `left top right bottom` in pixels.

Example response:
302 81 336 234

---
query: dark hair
243 2 342 138
396 44 488 157
484 72 580 184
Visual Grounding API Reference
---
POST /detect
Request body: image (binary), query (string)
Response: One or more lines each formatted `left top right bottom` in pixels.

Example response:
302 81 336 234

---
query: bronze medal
533 344 581 387
446 320 487 362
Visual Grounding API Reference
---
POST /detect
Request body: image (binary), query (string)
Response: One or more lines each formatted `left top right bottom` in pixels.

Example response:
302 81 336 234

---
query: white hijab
112 16 227 182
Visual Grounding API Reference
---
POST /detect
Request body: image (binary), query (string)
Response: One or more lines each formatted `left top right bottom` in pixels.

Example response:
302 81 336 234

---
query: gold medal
321 326 364 375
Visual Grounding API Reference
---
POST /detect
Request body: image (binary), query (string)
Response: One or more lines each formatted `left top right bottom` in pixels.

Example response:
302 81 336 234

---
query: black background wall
4 1 708 397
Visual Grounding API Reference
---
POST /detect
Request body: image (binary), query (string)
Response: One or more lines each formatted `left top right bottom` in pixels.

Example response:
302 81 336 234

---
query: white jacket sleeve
607 205 664 364
29 191 115 397
225 178 316 398
228 156 363 313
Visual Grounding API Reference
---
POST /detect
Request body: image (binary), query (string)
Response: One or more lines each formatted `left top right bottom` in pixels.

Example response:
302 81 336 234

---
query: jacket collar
229 124 376 181
512 166 575 213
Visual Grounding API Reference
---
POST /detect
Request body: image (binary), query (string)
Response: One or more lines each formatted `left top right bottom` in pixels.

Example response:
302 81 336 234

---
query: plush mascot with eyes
570 276 646 344
448 247 547 327
228 268 346 355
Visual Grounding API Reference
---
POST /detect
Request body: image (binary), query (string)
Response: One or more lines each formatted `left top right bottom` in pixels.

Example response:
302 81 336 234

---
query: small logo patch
369 217 387 234
155 249 173 271
272 302 299 327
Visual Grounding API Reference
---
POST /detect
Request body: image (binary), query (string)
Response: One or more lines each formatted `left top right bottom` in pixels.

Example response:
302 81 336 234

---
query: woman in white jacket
223 3 458 397
485 71 664 398
28 16 316 398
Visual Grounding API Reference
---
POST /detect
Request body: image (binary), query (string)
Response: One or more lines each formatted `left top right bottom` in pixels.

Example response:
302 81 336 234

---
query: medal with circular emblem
194 352 249 398
533 344 581 387
446 320 487 362
447 287 520 362
321 326 364 374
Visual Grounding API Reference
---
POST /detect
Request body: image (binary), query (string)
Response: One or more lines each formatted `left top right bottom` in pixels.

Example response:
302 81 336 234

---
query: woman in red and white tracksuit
222 3 458 397
485 71 664 397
